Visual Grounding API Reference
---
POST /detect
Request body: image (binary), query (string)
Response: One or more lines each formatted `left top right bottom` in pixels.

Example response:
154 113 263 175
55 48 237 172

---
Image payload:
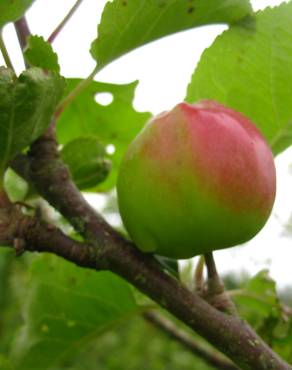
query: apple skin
117 100 276 259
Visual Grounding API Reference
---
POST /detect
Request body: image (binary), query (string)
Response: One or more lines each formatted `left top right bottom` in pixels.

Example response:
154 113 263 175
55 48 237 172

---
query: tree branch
0 195 98 268
144 311 239 370
9 133 292 370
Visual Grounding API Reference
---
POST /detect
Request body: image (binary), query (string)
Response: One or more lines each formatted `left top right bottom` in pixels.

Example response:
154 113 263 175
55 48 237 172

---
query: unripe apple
117 100 276 259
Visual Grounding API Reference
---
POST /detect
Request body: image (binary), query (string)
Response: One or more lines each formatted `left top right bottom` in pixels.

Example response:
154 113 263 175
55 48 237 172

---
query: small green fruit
117 101 276 259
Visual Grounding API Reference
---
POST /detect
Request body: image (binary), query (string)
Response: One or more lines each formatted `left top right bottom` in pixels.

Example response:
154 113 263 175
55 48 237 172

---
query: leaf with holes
11 254 139 370
0 0 35 27
57 79 150 190
24 35 60 72
60 137 111 190
0 67 65 186
186 2 292 155
91 0 253 70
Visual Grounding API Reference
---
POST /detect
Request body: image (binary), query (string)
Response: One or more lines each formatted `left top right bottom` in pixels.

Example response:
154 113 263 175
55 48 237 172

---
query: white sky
1 0 292 287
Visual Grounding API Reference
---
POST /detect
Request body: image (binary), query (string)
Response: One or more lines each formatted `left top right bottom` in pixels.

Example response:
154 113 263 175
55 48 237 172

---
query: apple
117 100 276 259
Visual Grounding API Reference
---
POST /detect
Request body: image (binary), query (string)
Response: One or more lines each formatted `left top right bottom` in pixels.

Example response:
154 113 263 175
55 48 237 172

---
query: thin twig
14 17 30 51
144 311 239 370
0 30 15 73
14 17 30 68
15 13 98 118
55 63 99 117
48 0 84 43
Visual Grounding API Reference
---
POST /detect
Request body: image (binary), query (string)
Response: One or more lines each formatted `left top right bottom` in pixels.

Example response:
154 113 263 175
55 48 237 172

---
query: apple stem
0 30 15 73
204 252 224 294
204 252 237 315
194 255 205 293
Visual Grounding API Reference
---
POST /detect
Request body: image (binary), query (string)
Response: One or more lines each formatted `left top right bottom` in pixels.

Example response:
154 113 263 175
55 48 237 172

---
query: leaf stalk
0 30 15 73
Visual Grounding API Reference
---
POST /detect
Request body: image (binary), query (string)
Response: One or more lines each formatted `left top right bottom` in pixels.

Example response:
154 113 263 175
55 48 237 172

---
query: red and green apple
117 101 276 259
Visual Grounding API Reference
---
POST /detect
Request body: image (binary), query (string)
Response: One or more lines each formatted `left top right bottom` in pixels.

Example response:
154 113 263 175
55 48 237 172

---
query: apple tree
1 1 292 369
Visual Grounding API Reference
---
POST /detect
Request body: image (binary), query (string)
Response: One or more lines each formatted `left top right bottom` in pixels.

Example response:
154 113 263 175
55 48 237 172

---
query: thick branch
12 132 118 249
24 220 98 268
103 237 290 370
144 311 239 370
0 199 98 268
10 136 292 370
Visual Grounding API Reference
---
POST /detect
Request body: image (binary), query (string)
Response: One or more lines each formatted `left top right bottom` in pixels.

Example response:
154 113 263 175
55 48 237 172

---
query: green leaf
57 79 150 190
232 270 280 330
230 270 292 363
0 67 65 180
0 354 12 370
24 35 60 72
4 168 28 202
271 317 292 364
186 2 292 155
91 0 253 70
0 0 35 28
155 255 179 279
60 137 111 190
0 249 13 310
11 254 139 370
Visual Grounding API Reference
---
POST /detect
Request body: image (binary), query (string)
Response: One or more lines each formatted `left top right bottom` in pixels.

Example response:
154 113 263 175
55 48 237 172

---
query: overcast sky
1 0 292 287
